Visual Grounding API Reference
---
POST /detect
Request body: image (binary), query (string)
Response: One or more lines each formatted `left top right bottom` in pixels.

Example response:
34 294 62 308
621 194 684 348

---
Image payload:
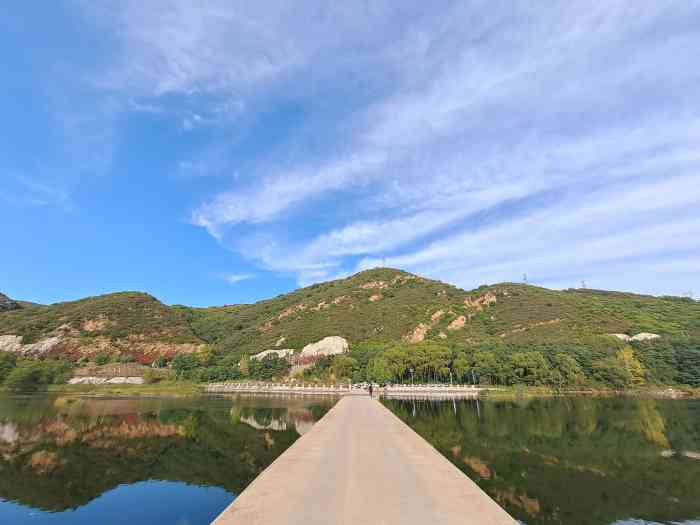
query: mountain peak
349 267 417 281
0 293 21 312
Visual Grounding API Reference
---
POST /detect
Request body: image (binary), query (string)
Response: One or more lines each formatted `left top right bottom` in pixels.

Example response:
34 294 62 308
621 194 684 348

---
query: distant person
369 384 373 397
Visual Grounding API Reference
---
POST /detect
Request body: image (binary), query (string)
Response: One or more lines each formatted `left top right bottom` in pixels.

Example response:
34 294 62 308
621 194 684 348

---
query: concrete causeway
212 396 516 525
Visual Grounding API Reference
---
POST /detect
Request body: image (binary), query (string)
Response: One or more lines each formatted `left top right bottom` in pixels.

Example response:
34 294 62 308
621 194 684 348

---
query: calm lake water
0 394 335 525
383 396 700 525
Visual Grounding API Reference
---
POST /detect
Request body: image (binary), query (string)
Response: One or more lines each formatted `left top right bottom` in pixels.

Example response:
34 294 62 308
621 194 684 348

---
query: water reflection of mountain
237 406 316 435
385 397 700 525
0 395 333 512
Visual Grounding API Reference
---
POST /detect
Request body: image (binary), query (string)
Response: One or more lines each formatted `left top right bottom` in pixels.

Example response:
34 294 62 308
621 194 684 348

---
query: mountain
181 268 700 353
0 291 201 360
0 268 698 385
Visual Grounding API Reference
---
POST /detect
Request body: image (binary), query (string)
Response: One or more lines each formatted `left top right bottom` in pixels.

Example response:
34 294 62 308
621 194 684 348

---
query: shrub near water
4 367 44 392
0 353 17 383
2 360 73 392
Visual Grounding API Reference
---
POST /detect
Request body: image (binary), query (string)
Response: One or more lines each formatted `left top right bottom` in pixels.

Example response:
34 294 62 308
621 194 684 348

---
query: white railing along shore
204 382 485 397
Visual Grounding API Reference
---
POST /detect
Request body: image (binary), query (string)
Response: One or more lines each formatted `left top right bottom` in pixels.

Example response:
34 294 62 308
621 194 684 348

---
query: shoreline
1 382 698 399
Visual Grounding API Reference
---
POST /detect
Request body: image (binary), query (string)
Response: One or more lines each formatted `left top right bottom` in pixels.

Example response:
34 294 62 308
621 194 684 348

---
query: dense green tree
592 356 633 388
4 366 43 392
194 365 242 382
331 356 357 379
452 355 471 382
248 355 289 380
172 353 201 378
0 353 16 382
473 351 500 385
511 351 553 385
553 353 585 386
367 357 392 383
675 348 700 386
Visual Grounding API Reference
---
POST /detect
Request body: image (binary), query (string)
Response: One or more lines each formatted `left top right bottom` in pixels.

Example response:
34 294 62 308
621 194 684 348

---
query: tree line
310 337 700 388
1 335 697 390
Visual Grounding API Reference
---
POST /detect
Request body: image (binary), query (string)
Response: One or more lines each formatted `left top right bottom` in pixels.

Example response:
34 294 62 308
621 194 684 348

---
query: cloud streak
223 273 254 285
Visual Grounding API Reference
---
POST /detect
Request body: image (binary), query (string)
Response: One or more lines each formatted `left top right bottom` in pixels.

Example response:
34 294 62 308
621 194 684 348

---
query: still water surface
383 396 700 525
0 394 335 525
3 394 698 525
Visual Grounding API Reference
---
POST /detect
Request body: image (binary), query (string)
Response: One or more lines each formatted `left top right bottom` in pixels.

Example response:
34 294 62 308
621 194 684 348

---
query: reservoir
2 394 699 525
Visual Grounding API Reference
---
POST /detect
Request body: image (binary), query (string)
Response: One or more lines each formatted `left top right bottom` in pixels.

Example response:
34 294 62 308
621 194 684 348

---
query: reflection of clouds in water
237 407 315 435
240 415 287 431
294 420 313 435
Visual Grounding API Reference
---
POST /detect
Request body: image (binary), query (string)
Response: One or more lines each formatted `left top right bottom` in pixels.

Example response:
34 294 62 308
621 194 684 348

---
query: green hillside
0 292 199 344
1 268 699 388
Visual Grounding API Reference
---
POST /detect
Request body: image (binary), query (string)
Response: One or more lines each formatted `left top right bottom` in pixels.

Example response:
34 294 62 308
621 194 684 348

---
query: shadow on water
0 394 335 525
383 396 700 525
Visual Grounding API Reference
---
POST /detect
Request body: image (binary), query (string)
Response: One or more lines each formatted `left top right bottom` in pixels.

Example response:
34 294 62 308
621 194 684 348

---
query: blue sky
1 1 699 306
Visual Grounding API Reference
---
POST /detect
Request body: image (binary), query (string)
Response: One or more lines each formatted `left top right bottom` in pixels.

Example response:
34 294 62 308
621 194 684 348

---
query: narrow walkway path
212 396 516 525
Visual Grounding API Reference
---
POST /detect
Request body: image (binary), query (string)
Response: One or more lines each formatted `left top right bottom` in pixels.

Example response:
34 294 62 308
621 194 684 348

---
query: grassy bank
483 384 700 400
19 381 206 396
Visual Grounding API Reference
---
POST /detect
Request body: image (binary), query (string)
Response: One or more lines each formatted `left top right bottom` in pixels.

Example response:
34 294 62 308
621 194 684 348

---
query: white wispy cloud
356 173 700 293
1 173 73 210
191 150 387 237
223 273 254 285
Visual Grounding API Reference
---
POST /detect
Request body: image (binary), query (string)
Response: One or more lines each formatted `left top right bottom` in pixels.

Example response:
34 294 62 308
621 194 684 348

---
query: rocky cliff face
0 293 20 312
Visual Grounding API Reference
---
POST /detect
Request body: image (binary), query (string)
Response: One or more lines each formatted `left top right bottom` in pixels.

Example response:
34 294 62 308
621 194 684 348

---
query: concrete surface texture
212 396 516 525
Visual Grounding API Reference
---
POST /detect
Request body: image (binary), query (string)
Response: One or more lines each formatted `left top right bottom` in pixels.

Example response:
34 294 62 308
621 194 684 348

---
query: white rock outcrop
68 377 108 385
609 333 660 342
68 376 144 385
251 348 296 361
0 335 22 353
0 422 19 444
631 332 661 341
447 316 467 331
300 336 349 357
0 335 62 356
105 377 145 384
